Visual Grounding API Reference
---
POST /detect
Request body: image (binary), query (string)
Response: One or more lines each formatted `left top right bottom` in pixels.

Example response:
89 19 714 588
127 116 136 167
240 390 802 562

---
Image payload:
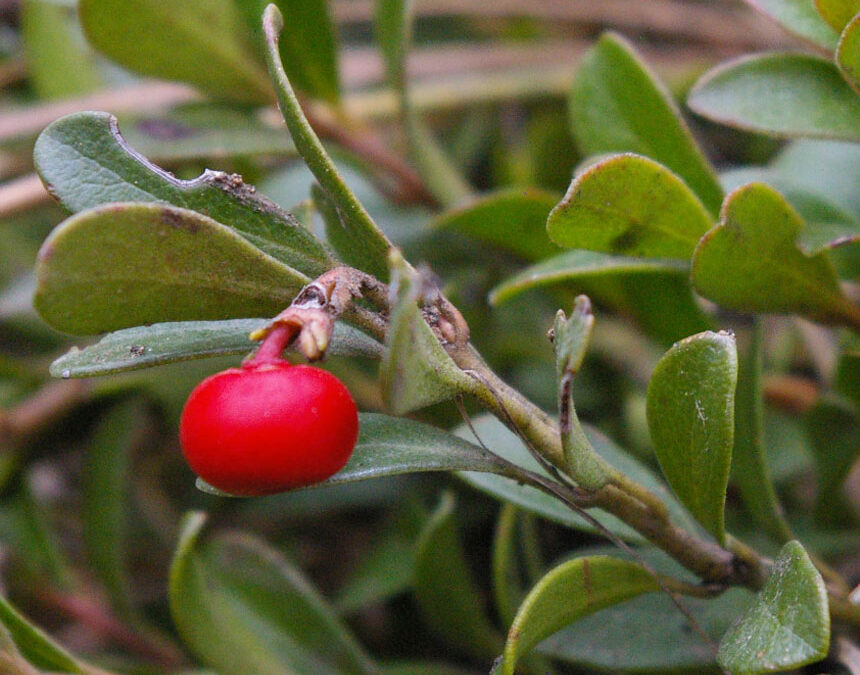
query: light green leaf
688 53 860 141
816 0 860 31
380 256 476 414
264 5 393 280
431 187 560 261
746 0 839 49
547 154 713 259
413 493 504 661
34 112 333 276
692 183 860 326
569 33 723 215
79 0 272 104
35 202 304 335
647 331 737 544
20 0 102 99
498 556 659 675
169 512 376 675
717 541 829 674
836 12 860 92
489 250 687 305
50 320 381 379
240 0 340 103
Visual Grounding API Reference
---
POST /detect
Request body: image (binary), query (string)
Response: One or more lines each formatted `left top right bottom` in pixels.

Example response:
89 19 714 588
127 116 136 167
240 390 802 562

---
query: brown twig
0 173 49 219
0 379 91 448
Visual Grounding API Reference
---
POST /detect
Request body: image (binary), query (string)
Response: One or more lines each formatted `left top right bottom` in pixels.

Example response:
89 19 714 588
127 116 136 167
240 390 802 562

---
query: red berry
179 361 358 496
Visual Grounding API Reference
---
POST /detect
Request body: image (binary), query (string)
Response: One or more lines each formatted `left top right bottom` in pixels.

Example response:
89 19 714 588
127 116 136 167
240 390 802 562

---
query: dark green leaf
239 0 340 103
34 112 333 276
688 53 860 141
569 33 723 215
746 0 839 48
380 256 477 414
0 593 86 673
20 0 102 99
836 13 860 92
413 493 504 661
647 331 737 544
83 399 148 615
431 187 560 261
35 202 303 335
169 512 376 675
379 663 478 675
717 541 829 673
489 250 687 305
732 323 793 542
805 399 860 527
458 415 700 540
692 183 860 326
264 6 393 280
498 556 659 675
79 0 272 104
546 154 713 259
816 0 860 31
50 320 381 378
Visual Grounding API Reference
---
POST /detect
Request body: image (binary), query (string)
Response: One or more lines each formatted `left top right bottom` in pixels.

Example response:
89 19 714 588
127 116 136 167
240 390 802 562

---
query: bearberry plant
2 0 860 674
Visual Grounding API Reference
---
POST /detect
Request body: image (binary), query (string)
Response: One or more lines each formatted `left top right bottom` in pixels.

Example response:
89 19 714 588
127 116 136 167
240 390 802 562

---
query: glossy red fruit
179 361 358 496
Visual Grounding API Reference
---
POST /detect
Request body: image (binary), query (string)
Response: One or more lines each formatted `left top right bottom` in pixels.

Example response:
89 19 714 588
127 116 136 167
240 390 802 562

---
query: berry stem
246 325 297 366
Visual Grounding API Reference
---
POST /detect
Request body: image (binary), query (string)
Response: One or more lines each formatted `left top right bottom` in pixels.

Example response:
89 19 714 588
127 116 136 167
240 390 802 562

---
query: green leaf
717 541 829 674
380 255 477 414
816 0 860 31
569 33 723 215
458 415 700 541
498 556 659 675
0 593 85 673
692 183 860 326
324 414 512 487
688 53 860 141
546 154 713 259
489 250 687 305
83 398 147 615
239 0 340 103
431 187 560 261
746 0 839 49
647 331 737 544
805 399 860 527
35 202 304 335
836 12 860 92
20 0 102 99
50 320 381 378
413 493 504 661
732 323 793 543
169 512 376 675
79 0 272 104
264 5 394 281
34 112 333 276
375 0 410 86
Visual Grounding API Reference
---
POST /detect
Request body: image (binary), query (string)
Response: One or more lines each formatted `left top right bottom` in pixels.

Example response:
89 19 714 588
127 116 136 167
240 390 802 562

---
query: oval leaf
34 112 334 277
79 0 272 104
547 154 713 259
692 183 858 326
431 187 561 261
569 33 723 215
837 12 860 92
499 556 659 675
489 250 687 305
413 493 504 661
646 331 737 544
717 541 829 673
50 320 381 378
746 0 839 49
169 512 375 675
816 0 860 31
688 53 860 141
35 202 304 335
